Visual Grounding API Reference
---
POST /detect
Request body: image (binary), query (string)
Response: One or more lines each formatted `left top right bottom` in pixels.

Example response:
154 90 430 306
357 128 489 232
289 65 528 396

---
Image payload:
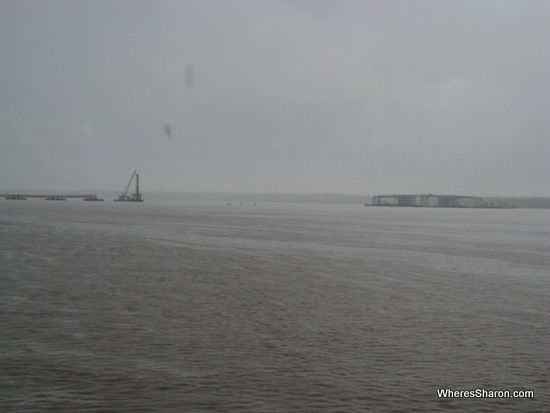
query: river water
1 200 549 411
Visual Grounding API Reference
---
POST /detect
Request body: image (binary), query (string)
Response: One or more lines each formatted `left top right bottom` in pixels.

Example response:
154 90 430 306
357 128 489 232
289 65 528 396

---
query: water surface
1 201 549 411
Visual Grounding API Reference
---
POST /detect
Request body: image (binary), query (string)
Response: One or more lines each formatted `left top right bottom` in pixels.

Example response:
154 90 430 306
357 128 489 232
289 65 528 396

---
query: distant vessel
114 170 143 202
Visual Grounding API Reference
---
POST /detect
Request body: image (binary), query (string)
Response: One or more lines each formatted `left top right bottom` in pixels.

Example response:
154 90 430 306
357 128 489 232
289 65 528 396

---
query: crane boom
114 170 144 202
120 170 136 197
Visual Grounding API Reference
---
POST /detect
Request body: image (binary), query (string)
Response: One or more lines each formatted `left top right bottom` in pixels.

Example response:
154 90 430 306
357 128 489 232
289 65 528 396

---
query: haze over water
1 200 549 412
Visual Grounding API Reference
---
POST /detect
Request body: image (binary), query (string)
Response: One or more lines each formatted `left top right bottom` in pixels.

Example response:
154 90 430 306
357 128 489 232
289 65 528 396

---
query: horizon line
1 189 549 198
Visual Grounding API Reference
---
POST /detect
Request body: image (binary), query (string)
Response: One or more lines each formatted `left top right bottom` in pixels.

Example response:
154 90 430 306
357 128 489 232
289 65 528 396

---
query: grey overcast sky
1 0 549 195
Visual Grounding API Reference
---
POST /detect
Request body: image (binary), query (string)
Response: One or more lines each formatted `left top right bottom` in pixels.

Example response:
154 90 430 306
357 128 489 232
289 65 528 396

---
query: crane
114 170 143 202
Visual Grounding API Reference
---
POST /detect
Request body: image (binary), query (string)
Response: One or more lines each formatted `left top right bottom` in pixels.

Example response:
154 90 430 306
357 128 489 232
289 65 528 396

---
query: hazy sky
1 0 549 195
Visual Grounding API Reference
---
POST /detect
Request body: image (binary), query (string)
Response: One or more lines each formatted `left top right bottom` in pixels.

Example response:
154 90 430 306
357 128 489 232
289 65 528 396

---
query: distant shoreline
3 191 549 208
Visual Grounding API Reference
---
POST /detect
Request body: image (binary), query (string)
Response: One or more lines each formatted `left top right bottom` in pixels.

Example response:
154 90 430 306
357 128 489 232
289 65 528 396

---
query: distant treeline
146 192 366 205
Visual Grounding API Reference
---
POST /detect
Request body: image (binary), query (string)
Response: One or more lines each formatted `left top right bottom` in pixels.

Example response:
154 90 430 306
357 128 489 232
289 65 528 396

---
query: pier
1 194 103 201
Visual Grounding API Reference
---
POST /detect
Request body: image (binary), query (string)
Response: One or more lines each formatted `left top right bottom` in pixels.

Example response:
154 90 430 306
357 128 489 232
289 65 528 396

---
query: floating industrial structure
366 194 515 208
114 170 143 202
1 170 143 203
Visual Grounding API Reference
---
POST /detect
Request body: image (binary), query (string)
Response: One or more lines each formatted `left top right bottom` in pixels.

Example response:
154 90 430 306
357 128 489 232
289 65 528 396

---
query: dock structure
370 194 483 208
1 194 103 201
